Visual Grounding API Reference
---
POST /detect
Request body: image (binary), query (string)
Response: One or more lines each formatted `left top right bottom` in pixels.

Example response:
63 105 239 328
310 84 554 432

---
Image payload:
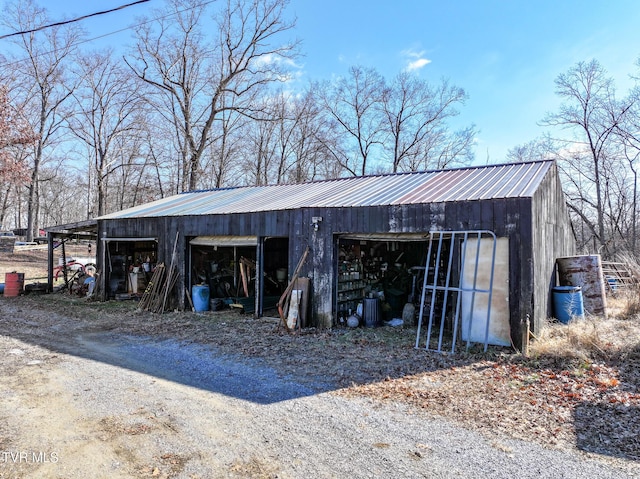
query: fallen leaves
342 354 640 460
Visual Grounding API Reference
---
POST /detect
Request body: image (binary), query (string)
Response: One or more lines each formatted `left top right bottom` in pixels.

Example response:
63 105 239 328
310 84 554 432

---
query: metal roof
99 160 554 220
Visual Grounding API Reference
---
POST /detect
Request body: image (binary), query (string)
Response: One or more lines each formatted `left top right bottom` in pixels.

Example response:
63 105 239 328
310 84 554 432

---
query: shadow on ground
574 344 640 461
0 294 484 405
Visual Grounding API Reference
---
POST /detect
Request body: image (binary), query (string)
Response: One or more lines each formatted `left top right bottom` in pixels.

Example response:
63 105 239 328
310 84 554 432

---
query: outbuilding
96 160 575 351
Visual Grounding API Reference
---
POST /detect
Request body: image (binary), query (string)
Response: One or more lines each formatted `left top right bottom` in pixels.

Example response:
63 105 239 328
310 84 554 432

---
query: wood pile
138 232 180 313
137 262 179 313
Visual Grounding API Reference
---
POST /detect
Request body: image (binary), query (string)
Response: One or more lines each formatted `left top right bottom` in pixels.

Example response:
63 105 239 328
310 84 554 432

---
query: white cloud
254 53 299 69
407 58 432 71
402 48 432 72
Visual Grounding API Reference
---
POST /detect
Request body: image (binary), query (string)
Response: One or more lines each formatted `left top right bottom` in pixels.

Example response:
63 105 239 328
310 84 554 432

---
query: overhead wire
0 0 151 40
0 0 217 69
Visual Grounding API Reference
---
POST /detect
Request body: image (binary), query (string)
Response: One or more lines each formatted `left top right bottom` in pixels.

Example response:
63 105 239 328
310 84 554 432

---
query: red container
4 272 24 297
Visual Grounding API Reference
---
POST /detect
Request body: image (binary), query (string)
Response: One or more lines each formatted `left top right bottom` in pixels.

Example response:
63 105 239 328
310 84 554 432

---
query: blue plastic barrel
0 283 4 294
192 284 210 312
553 286 584 324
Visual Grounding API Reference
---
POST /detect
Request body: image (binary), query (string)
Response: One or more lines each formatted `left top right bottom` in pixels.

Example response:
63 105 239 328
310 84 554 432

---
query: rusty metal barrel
556 255 607 317
4 272 24 297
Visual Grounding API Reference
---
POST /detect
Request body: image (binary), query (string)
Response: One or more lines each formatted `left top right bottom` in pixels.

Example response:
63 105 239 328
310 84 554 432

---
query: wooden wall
97 165 573 349
531 163 576 334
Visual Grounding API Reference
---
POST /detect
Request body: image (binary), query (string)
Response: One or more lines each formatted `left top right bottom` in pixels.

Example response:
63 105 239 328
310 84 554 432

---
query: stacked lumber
138 232 180 313
137 262 179 313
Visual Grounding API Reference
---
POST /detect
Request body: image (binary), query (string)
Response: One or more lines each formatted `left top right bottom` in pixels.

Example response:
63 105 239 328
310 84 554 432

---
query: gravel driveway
0 299 638 478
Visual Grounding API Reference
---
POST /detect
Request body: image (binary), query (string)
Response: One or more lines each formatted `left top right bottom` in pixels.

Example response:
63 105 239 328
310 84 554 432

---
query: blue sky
293 1 640 163
12 0 640 163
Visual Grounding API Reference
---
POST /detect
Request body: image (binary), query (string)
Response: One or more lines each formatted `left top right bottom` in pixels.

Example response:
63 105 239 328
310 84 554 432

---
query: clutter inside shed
336 237 429 328
107 240 157 298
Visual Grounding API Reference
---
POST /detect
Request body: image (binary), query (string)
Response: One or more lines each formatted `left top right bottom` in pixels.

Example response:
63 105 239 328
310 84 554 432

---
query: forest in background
1 0 640 261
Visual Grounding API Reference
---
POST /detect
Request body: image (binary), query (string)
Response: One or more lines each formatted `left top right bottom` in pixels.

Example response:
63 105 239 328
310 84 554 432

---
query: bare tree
69 49 147 216
315 66 386 176
201 94 247 189
256 90 313 184
506 135 559 163
37 165 86 227
382 72 475 172
541 59 633 255
236 87 342 184
0 85 37 228
108 134 159 212
271 91 296 183
2 0 80 240
288 89 333 182
126 0 299 192
614 68 640 255
241 106 279 185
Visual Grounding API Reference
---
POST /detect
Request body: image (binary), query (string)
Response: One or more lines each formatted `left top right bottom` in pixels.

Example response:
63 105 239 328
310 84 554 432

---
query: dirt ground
1 248 639 477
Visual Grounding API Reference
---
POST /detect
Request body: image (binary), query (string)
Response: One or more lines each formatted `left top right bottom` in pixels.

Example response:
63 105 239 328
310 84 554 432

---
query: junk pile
601 260 637 293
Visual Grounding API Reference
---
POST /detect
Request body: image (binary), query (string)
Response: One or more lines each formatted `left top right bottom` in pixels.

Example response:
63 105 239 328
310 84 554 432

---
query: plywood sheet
461 237 510 347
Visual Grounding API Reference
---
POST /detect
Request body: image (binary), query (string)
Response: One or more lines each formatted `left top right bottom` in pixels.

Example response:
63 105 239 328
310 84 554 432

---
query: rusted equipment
4 272 24 297
239 256 256 297
556 255 607 317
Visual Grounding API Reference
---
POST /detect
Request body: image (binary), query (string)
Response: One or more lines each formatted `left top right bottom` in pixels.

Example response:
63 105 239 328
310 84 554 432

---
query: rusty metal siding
99 161 554 220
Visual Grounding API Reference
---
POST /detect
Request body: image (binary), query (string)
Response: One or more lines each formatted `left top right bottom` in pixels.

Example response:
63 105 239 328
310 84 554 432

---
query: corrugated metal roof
99 160 554 220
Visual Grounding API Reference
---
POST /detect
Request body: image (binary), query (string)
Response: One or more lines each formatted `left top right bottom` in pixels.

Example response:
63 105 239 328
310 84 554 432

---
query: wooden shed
96 160 574 350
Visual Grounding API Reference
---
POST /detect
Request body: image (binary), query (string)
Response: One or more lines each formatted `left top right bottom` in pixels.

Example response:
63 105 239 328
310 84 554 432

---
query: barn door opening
189 236 258 302
260 237 289 316
188 235 288 315
335 233 429 327
414 230 510 353
103 238 158 299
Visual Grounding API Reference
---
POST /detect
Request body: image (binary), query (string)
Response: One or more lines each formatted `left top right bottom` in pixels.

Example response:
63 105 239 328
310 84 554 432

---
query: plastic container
4 272 24 297
192 284 210 312
276 268 287 281
363 297 382 327
552 285 584 324
556 255 606 316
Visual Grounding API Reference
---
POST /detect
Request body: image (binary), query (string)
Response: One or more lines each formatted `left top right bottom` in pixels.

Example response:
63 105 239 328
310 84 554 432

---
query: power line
0 0 218 69
0 0 151 40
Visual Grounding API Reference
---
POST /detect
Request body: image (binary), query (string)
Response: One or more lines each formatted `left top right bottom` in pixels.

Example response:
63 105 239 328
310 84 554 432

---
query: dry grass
610 287 640 320
529 288 640 364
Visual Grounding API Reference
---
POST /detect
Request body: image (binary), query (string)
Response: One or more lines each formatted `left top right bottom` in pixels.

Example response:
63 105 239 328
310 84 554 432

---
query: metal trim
189 236 258 247
101 237 157 242
338 233 430 242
